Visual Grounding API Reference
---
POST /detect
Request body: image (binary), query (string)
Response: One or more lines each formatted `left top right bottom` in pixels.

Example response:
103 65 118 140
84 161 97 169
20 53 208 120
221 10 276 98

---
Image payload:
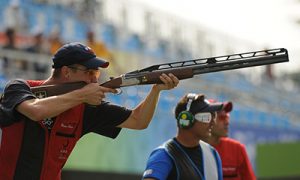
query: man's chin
222 131 229 137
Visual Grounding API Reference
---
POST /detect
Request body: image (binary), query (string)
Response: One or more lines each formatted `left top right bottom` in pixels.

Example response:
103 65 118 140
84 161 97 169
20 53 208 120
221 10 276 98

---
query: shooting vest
165 139 221 180
0 80 84 180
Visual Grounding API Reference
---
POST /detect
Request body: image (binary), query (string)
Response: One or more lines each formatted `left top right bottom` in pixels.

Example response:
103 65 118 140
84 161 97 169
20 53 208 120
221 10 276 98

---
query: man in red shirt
0 42 179 180
205 100 256 180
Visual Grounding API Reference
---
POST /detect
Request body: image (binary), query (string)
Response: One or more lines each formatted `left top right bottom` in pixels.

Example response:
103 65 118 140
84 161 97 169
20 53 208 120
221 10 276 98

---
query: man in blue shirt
143 93 224 180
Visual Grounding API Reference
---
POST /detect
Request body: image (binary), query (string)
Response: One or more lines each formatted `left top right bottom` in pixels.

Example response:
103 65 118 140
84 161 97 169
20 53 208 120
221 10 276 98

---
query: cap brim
79 57 109 69
202 102 224 112
223 101 233 112
208 99 233 112
191 101 224 113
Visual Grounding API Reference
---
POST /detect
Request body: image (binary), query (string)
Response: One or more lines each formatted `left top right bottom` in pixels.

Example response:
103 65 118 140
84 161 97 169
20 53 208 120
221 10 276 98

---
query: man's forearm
135 86 161 128
16 89 87 121
118 86 161 129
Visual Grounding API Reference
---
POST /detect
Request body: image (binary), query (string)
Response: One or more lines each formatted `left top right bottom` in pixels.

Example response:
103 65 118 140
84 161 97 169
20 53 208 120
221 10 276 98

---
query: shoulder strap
165 139 201 180
199 140 219 180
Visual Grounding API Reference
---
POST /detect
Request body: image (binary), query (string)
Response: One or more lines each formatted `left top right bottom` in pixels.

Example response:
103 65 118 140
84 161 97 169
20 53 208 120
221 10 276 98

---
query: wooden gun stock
100 68 194 88
31 81 87 97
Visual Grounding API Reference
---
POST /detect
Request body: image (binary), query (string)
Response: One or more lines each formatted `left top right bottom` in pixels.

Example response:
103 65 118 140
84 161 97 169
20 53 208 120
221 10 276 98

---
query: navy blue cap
52 42 109 69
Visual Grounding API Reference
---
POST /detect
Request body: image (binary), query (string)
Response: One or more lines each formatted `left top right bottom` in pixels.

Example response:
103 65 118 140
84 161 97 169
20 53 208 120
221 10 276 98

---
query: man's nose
210 118 216 125
90 76 98 83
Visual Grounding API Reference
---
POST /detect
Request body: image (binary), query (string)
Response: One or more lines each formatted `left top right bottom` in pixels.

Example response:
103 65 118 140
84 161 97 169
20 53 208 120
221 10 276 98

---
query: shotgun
31 48 289 97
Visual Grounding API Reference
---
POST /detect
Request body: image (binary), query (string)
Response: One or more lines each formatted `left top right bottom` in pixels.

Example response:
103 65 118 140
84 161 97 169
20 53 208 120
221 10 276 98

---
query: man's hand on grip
80 83 117 105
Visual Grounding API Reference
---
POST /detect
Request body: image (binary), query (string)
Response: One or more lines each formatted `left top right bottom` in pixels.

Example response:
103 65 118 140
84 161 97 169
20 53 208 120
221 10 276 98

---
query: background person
205 99 256 180
143 93 224 180
25 28 49 75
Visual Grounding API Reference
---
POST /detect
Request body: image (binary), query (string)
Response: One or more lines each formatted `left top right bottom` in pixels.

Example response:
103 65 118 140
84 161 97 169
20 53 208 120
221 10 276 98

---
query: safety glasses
68 66 101 77
194 112 217 123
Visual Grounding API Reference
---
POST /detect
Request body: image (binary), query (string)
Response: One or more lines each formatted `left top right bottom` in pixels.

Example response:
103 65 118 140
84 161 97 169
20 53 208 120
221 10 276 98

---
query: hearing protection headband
186 93 198 111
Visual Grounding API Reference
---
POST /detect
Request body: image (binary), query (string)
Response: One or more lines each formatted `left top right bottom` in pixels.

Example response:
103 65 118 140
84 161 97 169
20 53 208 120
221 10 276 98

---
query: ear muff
177 93 198 129
177 111 194 129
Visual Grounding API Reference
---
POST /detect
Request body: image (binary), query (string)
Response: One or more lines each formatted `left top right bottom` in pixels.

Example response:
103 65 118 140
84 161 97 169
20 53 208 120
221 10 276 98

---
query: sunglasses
68 66 101 77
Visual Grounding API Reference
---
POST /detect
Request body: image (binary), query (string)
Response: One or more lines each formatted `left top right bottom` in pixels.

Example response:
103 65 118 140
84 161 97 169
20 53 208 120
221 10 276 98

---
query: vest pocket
56 132 75 138
50 132 77 167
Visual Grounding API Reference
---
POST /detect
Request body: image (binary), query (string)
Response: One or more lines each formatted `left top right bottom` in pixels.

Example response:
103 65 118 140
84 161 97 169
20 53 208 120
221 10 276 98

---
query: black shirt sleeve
82 101 132 138
0 79 36 126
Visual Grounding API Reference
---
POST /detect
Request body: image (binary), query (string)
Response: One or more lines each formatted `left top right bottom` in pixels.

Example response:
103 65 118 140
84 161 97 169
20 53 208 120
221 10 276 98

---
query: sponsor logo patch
143 169 153 176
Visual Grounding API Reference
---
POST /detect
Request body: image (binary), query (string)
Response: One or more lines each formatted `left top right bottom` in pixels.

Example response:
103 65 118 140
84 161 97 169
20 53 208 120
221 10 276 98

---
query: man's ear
61 66 70 79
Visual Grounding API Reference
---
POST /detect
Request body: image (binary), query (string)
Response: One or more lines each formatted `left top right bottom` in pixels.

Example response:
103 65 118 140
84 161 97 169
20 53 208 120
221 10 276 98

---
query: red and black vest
0 80 84 180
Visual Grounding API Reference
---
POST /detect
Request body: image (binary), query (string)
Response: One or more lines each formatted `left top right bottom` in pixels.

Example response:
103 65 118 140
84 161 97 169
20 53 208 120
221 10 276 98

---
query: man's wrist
152 84 163 93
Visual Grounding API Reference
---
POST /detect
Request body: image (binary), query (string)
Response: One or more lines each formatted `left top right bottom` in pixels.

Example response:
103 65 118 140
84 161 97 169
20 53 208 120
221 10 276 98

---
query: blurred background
0 0 300 179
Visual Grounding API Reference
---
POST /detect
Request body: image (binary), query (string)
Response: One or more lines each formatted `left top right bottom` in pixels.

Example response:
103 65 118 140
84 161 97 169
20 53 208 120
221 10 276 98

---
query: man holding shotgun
0 42 179 180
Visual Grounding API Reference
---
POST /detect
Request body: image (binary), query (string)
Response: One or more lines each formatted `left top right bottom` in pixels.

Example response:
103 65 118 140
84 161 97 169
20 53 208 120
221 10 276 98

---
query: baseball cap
52 42 109 69
208 99 233 112
189 98 224 114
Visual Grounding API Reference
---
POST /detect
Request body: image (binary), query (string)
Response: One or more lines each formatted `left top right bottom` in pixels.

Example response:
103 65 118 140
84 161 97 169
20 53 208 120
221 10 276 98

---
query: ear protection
177 93 198 129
